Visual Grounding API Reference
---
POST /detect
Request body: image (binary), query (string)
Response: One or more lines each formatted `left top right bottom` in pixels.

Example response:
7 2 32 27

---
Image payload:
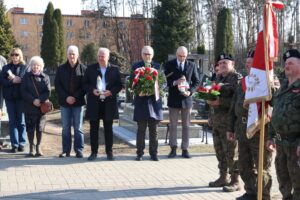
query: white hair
141 46 154 55
29 56 45 71
176 46 188 55
97 47 110 56
67 45 79 55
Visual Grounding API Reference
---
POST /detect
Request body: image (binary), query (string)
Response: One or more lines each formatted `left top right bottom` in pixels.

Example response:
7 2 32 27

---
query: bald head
176 46 188 63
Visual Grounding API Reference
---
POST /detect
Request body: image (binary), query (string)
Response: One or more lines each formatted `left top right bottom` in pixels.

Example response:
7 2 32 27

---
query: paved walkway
0 116 281 200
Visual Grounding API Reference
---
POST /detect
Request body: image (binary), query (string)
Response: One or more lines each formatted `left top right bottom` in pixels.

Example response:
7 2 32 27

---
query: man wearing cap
207 53 242 192
228 50 273 199
267 49 300 200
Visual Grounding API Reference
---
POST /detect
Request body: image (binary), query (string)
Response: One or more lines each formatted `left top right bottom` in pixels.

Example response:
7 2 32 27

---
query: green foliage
197 44 205 54
0 0 16 58
109 51 127 72
151 0 194 63
49 88 59 109
41 2 64 72
214 7 234 62
80 43 97 65
53 9 65 64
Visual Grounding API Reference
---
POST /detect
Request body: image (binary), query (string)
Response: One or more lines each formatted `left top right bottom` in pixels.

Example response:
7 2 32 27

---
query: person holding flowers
164 46 200 159
130 46 163 161
207 53 242 192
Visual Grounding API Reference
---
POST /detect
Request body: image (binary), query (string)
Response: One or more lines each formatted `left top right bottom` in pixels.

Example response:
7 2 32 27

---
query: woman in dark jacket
21 56 51 156
0 48 28 153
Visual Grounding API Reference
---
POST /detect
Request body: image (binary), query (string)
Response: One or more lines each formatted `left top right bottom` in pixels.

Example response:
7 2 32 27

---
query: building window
22 44 29 51
38 18 43 25
20 18 28 25
66 19 73 27
20 31 28 37
118 21 126 29
66 32 73 39
39 32 43 38
102 21 109 28
84 20 90 28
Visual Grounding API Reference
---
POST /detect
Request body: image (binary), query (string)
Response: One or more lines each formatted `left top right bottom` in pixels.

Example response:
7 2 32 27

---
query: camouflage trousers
212 126 239 175
238 134 273 200
275 144 300 200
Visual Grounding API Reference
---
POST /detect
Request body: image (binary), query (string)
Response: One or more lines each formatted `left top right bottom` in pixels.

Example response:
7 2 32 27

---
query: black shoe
88 153 97 161
135 155 143 161
107 152 114 161
11 147 17 153
236 193 257 200
168 147 177 158
76 151 83 158
150 155 159 161
18 146 25 152
182 150 191 158
59 152 70 158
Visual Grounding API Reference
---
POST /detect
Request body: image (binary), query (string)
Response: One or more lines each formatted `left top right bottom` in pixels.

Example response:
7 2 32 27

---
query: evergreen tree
52 19 60 68
151 0 194 63
80 43 97 65
53 9 65 63
214 7 234 62
0 0 16 58
41 2 54 71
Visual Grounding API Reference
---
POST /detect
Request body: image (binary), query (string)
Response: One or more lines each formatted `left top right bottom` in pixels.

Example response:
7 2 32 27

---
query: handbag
31 77 53 114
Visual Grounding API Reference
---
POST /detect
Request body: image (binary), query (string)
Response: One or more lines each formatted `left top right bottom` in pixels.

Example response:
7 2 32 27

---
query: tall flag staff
243 1 284 200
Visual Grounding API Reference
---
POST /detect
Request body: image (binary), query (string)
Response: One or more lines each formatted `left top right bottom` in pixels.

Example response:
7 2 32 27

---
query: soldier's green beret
217 53 234 61
283 49 300 62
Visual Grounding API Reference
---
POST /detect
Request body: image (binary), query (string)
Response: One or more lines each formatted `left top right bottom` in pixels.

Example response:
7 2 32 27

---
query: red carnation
146 75 152 81
152 70 158 76
145 67 151 73
139 70 145 76
212 84 221 91
133 77 139 83
134 69 139 75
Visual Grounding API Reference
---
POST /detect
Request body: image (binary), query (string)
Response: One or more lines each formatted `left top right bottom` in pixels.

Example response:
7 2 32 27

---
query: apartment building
7 7 148 67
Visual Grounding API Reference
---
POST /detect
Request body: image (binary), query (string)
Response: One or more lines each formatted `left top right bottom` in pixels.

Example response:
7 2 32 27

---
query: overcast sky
4 0 84 15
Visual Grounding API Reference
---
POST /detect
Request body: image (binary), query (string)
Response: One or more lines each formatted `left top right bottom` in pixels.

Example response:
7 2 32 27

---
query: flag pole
258 2 271 200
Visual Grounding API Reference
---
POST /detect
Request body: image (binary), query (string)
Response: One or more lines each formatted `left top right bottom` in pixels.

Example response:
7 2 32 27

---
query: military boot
223 173 241 192
208 173 230 187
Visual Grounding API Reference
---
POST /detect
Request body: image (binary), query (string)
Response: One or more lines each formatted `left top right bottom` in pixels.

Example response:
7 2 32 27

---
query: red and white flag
244 1 284 138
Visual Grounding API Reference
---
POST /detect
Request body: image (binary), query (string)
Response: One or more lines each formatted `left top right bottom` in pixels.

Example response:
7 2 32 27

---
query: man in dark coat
55 45 86 158
164 46 200 158
84 47 122 161
131 46 163 161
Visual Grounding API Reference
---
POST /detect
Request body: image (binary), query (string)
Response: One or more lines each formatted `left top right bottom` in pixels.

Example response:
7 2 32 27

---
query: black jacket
21 72 51 115
164 59 200 108
0 63 28 100
84 63 122 121
54 61 86 107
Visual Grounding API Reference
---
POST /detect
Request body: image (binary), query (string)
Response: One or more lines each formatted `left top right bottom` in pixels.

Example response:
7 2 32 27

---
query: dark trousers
136 119 158 156
90 120 113 154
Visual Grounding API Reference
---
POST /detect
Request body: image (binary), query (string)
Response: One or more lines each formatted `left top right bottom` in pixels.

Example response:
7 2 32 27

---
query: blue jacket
131 61 163 121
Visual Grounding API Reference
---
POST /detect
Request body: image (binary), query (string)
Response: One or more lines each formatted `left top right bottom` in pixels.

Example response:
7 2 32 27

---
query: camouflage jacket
268 78 300 146
227 80 248 140
210 71 242 128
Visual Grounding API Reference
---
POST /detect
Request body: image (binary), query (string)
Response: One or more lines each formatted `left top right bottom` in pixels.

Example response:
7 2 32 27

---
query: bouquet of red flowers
130 64 160 96
193 80 222 101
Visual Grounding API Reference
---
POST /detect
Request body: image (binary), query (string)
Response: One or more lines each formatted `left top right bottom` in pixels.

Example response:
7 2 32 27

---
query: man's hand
207 99 220 106
266 139 276 152
12 76 21 84
93 89 100 96
296 145 300 157
66 96 76 105
103 90 112 97
182 91 190 97
226 131 236 142
33 99 41 107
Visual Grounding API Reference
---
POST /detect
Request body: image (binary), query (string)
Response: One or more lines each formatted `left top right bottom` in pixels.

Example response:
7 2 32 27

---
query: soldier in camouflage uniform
227 50 273 200
207 53 242 192
267 49 300 200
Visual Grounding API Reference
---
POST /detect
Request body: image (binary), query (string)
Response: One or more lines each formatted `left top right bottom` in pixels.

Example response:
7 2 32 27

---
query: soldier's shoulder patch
292 88 300 93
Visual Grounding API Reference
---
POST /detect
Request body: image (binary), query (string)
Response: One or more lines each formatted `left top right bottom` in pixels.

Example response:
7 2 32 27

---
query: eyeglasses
11 53 19 57
143 53 152 56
